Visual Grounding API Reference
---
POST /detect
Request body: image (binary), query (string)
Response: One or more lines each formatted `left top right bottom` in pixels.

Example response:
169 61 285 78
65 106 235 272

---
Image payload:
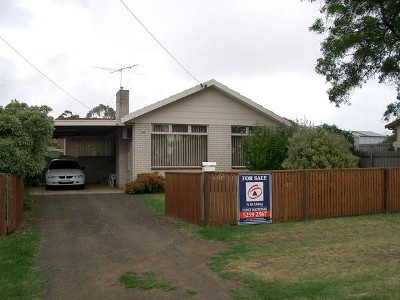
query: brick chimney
116 89 129 120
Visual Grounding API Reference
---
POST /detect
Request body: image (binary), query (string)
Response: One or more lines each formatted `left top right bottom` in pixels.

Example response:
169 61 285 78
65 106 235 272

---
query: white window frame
231 126 253 168
151 124 208 168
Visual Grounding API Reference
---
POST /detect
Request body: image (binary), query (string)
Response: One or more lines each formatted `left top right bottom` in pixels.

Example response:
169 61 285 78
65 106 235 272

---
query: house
351 131 386 151
385 119 400 150
54 79 290 188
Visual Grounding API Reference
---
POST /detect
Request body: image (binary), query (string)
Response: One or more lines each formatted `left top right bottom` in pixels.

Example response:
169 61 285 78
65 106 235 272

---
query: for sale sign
237 174 272 225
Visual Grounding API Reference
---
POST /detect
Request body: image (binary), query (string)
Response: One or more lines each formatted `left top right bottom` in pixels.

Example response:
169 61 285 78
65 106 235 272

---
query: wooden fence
359 151 400 168
0 174 24 235
165 168 400 226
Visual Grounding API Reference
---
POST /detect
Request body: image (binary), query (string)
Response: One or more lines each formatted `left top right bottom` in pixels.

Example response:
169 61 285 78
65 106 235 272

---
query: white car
45 159 85 189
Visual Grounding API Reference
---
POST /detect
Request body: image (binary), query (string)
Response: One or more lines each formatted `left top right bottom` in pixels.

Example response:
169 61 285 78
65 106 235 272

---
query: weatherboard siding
133 88 277 126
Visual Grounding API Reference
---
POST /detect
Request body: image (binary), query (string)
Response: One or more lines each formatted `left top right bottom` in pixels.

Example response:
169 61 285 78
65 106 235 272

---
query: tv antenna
94 64 138 89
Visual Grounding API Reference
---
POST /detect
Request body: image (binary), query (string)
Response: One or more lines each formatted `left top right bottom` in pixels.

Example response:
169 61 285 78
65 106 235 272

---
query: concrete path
34 193 236 300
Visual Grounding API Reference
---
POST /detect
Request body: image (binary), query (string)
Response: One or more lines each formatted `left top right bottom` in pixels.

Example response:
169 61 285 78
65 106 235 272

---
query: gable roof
385 119 400 130
121 79 291 126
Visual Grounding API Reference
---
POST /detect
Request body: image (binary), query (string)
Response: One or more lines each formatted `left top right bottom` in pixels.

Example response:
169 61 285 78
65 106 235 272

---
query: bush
243 126 295 170
125 172 165 194
282 128 359 169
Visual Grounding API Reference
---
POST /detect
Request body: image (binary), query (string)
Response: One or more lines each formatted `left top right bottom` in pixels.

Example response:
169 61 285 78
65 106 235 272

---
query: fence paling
204 173 237 226
388 169 400 212
165 173 202 225
0 174 24 235
165 168 400 227
0 175 5 235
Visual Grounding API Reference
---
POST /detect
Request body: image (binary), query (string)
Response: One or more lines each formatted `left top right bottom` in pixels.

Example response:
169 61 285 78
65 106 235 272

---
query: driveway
34 193 236 299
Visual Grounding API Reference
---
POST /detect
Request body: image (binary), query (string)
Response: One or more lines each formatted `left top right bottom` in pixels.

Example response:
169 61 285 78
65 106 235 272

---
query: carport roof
54 119 123 137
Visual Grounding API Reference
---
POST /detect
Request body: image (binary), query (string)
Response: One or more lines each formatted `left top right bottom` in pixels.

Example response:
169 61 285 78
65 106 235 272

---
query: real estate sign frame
237 173 272 225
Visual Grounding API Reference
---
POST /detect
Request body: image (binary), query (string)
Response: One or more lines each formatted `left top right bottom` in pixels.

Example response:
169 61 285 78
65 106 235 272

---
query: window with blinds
151 124 208 168
231 126 253 167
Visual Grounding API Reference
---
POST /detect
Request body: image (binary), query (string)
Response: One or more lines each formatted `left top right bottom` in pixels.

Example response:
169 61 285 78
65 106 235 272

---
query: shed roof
121 79 291 126
352 131 386 138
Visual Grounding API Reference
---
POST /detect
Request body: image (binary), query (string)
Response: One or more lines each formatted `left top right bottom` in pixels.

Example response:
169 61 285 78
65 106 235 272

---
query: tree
243 126 294 170
0 100 54 176
307 0 400 120
382 133 396 150
86 104 116 119
282 128 359 169
57 110 80 119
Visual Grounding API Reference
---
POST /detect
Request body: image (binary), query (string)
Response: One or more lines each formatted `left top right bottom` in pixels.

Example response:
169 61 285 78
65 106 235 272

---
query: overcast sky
0 0 396 134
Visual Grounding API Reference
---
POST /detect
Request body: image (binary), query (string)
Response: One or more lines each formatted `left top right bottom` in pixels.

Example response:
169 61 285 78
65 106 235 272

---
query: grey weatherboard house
54 79 290 188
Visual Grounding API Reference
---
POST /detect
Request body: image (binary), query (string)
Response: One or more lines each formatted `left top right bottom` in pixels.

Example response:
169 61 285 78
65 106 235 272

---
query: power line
0 34 90 109
119 0 201 84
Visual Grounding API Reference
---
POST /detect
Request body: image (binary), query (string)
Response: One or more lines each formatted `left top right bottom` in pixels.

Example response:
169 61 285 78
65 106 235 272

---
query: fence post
303 170 309 221
201 162 216 226
384 169 389 213
201 172 205 224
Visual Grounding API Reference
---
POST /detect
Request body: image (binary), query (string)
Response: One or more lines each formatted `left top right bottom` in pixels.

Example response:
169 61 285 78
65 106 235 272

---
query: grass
199 213 400 299
184 289 198 298
134 193 165 215
139 194 400 299
0 228 45 300
118 270 176 291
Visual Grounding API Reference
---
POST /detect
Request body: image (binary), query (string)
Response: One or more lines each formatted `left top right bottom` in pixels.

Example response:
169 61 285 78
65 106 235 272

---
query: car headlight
47 175 56 179
74 175 84 178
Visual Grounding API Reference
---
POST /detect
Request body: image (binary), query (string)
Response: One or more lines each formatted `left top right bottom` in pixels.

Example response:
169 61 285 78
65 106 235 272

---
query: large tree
0 100 54 176
86 104 115 119
57 110 80 119
307 0 400 120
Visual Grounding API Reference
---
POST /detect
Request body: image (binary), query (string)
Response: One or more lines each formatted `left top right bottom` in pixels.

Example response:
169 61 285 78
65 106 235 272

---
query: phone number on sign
240 210 270 219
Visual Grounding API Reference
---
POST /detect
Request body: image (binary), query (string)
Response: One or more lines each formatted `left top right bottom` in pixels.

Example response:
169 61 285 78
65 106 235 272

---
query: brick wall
116 90 129 120
116 129 132 188
208 125 232 171
132 123 152 179
129 123 233 178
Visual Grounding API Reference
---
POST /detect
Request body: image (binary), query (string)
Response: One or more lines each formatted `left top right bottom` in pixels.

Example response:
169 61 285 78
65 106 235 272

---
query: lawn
137 194 400 299
134 193 166 215
0 228 45 300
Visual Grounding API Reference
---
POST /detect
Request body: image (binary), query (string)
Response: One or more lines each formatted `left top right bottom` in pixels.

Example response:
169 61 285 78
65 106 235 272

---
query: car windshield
49 160 81 170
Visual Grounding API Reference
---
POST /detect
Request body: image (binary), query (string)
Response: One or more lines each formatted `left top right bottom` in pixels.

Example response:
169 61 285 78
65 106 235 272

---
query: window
231 126 253 167
151 124 208 168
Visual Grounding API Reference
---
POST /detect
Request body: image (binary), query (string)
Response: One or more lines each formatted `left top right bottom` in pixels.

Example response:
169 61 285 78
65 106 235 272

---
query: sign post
237 174 272 225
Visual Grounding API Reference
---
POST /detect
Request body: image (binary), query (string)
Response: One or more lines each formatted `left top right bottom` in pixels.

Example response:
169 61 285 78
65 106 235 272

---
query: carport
53 119 122 186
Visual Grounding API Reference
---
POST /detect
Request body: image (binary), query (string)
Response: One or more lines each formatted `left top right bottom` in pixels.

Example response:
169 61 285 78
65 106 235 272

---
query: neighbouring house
385 120 400 150
54 79 290 188
351 131 387 151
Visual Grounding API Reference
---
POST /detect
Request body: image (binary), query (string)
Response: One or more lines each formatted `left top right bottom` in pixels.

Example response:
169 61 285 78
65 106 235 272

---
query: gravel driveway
34 193 236 299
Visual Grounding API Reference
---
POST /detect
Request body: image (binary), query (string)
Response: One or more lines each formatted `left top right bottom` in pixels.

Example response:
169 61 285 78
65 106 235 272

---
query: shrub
282 128 359 169
125 172 165 194
243 126 295 170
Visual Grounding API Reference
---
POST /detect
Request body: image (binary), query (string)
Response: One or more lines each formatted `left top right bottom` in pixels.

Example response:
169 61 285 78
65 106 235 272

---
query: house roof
352 131 386 138
385 119 400 129
121 79 291 126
